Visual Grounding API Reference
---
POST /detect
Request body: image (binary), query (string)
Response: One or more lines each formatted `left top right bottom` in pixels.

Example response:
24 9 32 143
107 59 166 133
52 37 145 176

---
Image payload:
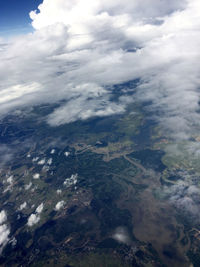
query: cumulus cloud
27 203 44 227
55 200 65 211
33 173 40 179
47 158 52 165
0 0 199 140
27 213 40 227
50 149 55 154
7 175 13 185
3 175 14 193
37 159 46 165
36 203 44 214
18 202 27 211
30 0 186 31
64 174 78 187
64 152 70 157
56 189 62 194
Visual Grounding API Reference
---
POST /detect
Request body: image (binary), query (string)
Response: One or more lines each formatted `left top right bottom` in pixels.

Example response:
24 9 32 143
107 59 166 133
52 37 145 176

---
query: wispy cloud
112 226 131 245
0 145 13 167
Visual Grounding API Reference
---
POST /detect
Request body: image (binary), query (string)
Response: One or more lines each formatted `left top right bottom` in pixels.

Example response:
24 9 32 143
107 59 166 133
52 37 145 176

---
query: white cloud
0 83 41 106
18 202 27 211
64 152 70 157
42 165 49 172
0 224 10 254
112 227 131 244
47 84 125 126
0 210 10 254
30 0 186 31
27 202 44 227
50 149 55 154
0 0 199 140
36 203 44 214
33 173 40 179
55 200 65 211
0 210 7 225
163 173 200 221
63 174 78 187
7 175 13 185
25 182 32 190
47 158 52 165
27 213 40 227
56 189 62 194
38 159 46 165
0 0 200 240
32 157 39 162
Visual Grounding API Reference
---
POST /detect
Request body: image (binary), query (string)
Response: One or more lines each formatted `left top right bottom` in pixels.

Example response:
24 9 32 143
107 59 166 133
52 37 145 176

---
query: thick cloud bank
0 0 200 139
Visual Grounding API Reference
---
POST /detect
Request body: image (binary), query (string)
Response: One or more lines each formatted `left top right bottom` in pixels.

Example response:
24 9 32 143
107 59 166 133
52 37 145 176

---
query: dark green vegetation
0 99 199 267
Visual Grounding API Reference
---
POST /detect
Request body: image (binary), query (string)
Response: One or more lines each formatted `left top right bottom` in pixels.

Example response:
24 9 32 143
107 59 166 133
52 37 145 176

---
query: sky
0 0 200 141
0 0 42 36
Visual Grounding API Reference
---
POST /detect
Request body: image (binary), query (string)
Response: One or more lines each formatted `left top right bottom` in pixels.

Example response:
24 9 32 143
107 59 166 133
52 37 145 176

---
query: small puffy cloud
27 213 40 227
32 157 39 162
55 200 65 211
47 158 52 165
50 149 55 154
36 203 44 214
7 175 13 185
64 152 70 157
56 189 62 194
25 182 32 190
64 174 78 187
38 159 45 165
18 202 27 211
27 203 44 227
112 227 131 245
33 173 40 179
3 175 14 193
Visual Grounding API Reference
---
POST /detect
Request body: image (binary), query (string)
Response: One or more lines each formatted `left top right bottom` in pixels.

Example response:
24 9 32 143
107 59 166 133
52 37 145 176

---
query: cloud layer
0 0 199 140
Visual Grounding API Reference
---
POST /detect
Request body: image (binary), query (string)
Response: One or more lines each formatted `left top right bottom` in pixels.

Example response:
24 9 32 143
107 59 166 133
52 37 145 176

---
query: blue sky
0 0 42 36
